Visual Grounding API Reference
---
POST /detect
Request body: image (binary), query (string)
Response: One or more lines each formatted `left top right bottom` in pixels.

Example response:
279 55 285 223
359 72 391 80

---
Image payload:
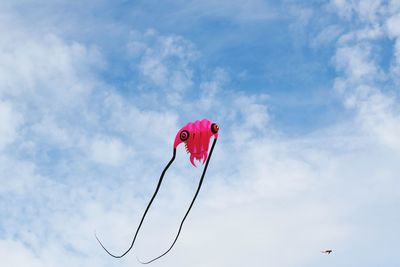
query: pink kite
96 119 219 263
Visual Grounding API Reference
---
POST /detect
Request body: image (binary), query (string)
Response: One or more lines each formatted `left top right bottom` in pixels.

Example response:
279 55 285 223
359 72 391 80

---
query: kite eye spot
211 123 219 134
180 130 190 141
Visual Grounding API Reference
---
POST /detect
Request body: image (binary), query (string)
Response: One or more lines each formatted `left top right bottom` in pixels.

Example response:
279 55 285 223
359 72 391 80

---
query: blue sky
1 1 400 266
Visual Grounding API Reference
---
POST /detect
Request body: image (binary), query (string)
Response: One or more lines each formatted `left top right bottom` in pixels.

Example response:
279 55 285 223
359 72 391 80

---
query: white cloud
357 0 384 23
385 12 400 80
0 33 103 105
30 115 73 147
198 68 229 110
0 101 22 150
311 25 343 47
329 0 355 19
127 30 197 106
329 0 384 22
330 0 400 150
334 45 380 82
0 156 41 194
388 0 400 14
89 136 132 166
0 240 43 267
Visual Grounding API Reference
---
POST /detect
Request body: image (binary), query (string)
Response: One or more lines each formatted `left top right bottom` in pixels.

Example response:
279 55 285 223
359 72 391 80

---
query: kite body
174 119 219 166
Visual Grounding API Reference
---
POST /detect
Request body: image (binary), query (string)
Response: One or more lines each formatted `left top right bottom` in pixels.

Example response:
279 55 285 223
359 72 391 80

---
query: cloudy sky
1 0 400 266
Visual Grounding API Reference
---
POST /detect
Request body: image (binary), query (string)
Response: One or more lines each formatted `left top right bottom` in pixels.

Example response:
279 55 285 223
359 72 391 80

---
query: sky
0 0 400 266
